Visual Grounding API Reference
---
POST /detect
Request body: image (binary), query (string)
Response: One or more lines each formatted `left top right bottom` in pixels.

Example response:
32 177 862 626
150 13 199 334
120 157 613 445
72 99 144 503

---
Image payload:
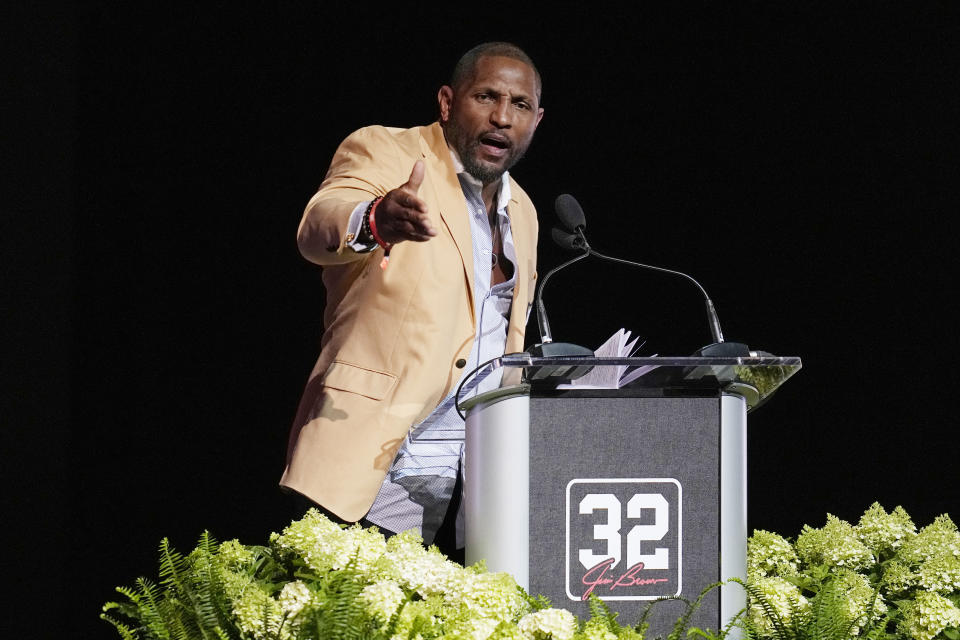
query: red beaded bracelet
366 196 392 268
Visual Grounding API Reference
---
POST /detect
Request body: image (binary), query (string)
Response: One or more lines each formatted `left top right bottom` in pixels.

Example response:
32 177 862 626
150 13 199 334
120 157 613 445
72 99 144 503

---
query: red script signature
580 558 669 600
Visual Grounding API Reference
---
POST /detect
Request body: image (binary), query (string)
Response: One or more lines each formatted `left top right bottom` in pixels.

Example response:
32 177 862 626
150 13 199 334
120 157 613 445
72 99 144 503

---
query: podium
458 353 801 633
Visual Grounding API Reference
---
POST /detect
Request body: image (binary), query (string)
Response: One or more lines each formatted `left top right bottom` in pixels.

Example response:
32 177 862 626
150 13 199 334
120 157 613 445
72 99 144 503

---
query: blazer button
455 358 467 368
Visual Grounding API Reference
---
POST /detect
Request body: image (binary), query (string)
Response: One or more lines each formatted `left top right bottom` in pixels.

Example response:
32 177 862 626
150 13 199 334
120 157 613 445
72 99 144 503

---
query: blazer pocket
322 361 398 401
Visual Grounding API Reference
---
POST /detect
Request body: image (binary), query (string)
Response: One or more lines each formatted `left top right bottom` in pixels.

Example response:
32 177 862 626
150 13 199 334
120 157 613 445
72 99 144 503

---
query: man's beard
448 125 527 184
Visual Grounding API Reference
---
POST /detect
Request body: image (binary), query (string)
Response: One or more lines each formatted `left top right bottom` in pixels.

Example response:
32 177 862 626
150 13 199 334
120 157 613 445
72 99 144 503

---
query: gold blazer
280 122 539 521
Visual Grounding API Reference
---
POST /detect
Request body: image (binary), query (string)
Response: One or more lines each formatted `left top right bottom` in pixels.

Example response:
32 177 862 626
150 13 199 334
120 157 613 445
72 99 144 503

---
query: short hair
449 41 542 102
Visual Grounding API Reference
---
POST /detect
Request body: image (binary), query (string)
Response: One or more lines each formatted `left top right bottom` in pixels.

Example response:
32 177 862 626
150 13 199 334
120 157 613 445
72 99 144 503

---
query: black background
6 3 960 637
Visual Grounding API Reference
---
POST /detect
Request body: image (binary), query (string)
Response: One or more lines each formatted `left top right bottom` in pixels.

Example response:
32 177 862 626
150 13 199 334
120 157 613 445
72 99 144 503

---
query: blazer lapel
420 123 476 321
505 187 531 353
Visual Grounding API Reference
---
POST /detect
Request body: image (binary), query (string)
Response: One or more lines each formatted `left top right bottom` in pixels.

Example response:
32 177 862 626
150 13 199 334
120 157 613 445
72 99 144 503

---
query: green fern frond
103 594 143 622
158 538 189 592
100 612 140 640
312 566 369 640
586 592 619 630
383 592 412 640
114 584 143 605
736 578 794 640
665 582 722 640
136 577 173 640
518 584 551 612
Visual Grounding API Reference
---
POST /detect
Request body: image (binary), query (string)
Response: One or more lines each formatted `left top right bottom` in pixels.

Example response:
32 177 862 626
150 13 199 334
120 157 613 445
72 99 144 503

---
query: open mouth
479 133 511 152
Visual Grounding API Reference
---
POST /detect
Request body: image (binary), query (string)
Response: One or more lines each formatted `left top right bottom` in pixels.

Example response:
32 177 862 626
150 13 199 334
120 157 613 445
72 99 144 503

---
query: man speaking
280 42 544 559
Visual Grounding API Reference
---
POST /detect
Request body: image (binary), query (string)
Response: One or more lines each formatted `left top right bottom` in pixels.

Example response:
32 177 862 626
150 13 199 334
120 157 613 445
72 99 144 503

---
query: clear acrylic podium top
457 353 802 413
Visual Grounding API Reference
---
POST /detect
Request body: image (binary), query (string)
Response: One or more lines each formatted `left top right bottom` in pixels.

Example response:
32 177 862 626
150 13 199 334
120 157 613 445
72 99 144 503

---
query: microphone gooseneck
586 245 725 346
551 193 748 356
535 250 589 343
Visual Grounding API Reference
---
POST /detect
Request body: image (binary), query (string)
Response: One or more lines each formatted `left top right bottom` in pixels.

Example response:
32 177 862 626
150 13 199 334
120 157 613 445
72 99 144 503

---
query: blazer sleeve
297 126 409 266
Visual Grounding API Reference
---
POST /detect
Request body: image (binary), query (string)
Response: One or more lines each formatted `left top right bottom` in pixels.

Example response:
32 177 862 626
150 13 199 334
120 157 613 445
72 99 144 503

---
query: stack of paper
556 329 657 389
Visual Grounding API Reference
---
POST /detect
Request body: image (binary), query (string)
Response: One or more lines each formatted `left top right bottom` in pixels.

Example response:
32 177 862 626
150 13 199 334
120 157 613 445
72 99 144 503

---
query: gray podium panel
461 356 800 637
528 394 720 630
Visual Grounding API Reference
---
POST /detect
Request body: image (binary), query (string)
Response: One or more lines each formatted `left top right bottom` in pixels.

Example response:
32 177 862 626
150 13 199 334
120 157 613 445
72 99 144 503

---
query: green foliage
633 582 735 640
736 576 889 640
101 533 242 640
744 503 960 640
103 504 960 640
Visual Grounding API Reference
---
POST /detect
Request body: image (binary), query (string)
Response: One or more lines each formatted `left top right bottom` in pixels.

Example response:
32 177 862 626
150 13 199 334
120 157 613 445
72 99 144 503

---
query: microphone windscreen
554 194 586 232
551 227 582 251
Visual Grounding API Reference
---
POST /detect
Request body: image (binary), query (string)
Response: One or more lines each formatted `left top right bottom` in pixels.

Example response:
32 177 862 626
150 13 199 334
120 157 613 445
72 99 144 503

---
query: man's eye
476 93 493 102
514 102 531 111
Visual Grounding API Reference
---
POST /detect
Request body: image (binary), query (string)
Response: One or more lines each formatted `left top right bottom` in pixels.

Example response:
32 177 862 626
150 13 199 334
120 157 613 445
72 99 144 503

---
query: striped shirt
363 157 516 545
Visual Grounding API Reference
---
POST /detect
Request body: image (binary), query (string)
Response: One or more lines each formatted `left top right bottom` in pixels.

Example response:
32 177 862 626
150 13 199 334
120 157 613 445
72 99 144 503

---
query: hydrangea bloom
899 514 960 567
216 538 255 569
371 530 462 598
747 575 810 635
229 579 289 640
445 567 531 622
578 617 618 640
388 596 446 639
832 569 887 633
518 608 577 640
487 620 530 640
898 590 960 640
881 559 917 596
747 529 799 578
795 514 874 571
917 551 960 594
452 615 501 640
855 502 916 555
272 508 387 574
278 580 313 619
359 578 406 624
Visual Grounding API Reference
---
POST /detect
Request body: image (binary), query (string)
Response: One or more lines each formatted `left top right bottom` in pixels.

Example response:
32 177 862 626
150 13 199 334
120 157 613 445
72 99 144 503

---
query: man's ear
437 85 454 123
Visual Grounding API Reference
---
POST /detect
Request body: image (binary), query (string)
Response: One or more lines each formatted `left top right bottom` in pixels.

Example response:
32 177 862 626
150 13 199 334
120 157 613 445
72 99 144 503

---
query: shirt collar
449 148 512 215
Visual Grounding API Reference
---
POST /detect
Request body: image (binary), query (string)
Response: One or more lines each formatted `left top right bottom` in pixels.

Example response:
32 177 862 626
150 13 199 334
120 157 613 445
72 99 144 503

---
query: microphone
553 194 750 357
555 193 586 233
523 207 596 385
551 226 584 251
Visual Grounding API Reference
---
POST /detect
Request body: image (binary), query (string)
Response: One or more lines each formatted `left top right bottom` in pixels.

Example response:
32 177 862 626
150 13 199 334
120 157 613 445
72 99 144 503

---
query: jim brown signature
580 557 669 600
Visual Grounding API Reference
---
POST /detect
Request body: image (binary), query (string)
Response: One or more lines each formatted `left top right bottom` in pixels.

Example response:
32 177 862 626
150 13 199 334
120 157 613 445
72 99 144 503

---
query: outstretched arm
297 127 437 265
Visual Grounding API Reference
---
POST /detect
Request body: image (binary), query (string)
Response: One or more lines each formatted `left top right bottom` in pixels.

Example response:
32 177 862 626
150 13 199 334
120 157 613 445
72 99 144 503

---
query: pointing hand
373 160 437 244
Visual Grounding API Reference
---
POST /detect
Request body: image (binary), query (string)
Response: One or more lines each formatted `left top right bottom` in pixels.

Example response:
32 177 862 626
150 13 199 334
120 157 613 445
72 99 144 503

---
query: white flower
900 514 960 567
517 608 577 640
833 569 887 634
217 538 255 568
747 575 810 635
456 616 501 640
795 514 874 570
360 579 406 624
882 560 917 595
898 590 960 640
373 530 461 598
579 618 618 640
272 508 387 574
231 582 289 640
917 552 960 594
445 568 530 622
748 529 799 578
278 580 313 618
856 503 917 555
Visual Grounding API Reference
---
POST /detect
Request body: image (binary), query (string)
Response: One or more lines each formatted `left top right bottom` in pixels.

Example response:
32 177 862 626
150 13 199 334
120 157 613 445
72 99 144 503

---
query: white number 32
578 493 669 570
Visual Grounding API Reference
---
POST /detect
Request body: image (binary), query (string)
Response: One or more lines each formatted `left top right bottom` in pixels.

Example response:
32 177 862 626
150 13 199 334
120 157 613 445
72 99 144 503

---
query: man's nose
490 97 512 127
